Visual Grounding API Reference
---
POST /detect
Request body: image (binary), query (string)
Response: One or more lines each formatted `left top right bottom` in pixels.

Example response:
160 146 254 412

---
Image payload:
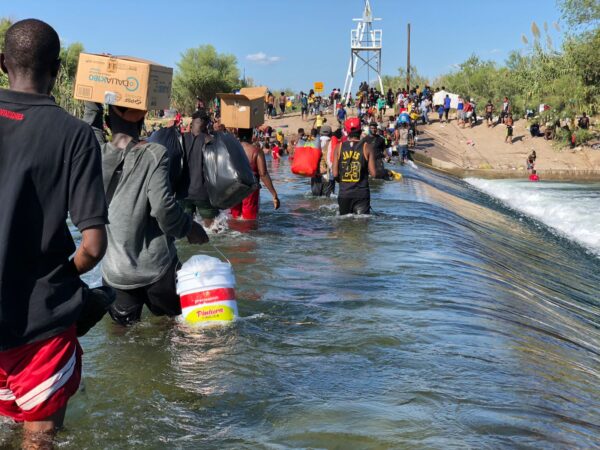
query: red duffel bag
291 147 322 177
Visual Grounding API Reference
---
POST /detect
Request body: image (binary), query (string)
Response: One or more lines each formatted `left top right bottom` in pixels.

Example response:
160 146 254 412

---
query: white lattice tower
342 0 383 104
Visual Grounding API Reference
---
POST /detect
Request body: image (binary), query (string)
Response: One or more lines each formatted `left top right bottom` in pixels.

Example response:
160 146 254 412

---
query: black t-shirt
0 89 108 350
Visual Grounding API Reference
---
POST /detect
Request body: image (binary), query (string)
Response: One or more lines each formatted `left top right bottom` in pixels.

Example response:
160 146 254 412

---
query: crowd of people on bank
272 81 595 153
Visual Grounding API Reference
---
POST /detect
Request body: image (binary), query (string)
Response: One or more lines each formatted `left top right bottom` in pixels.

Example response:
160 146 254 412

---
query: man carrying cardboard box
84 101 210 325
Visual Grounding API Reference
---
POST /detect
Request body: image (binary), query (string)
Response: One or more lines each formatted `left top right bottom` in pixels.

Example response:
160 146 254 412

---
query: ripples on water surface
2 160 599 449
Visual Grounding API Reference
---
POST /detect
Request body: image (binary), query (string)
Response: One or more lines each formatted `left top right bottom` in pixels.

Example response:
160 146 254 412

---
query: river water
2 160 599 449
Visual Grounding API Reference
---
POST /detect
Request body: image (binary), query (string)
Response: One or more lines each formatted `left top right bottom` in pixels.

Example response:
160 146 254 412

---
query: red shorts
230 190 260 220
0 327 82 422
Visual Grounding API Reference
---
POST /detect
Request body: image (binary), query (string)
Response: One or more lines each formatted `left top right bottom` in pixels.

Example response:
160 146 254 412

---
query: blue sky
3 0 564 91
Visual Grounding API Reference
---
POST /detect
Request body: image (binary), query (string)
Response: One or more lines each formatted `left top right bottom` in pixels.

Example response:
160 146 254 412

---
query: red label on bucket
180 288 236 309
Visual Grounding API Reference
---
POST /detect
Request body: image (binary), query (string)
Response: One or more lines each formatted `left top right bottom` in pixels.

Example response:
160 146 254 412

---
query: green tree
172 45 240 114
382 65 429 92
0 17 13 88
53 42 85 116
559 0 600 29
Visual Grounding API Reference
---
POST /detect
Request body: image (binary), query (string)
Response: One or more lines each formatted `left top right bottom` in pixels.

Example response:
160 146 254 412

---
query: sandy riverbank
265 109 600 181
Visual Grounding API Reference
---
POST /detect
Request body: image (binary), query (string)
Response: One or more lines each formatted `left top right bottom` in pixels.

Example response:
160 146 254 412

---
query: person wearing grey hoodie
86 103 208 325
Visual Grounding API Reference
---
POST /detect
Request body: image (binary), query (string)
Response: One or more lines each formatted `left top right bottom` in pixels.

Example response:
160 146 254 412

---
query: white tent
432 90 460 109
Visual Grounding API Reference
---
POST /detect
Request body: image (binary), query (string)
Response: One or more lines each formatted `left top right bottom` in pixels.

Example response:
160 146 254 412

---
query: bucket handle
210 243 231 265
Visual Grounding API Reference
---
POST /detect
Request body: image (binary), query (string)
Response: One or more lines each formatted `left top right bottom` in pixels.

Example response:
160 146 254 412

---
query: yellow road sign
314 82 324 93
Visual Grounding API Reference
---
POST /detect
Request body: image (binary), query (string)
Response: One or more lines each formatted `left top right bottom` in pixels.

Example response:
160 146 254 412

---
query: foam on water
466 178 600 257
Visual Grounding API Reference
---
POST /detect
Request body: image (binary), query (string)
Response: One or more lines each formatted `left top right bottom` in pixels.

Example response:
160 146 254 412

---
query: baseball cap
344 117 361 133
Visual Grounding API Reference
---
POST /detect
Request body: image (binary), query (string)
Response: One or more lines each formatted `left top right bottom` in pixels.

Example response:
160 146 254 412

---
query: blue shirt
444 97 451 109
337 108 347 120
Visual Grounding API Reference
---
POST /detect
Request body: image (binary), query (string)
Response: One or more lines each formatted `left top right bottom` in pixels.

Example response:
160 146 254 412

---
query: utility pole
407 23 411 92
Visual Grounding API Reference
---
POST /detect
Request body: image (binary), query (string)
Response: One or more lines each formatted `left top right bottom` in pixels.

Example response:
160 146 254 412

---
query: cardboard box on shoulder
73 53 173 111
218 87 268 129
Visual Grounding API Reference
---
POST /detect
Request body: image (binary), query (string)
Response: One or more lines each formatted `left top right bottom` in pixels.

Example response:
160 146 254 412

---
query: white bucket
176 255 238 325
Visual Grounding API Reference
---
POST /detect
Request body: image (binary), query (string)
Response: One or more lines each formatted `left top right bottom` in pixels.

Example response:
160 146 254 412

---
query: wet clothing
100 142 192 290
231 146 260 220
337 140 370 214
338 198 371 215
230 190 260 220
105 258 181 326
310 176 335 197
0 326 82 422
181 199 220 220
0 89 108 350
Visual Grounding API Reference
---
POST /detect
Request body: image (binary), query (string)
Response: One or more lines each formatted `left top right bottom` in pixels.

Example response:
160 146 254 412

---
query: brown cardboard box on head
218 87 268 129
73 53 173 111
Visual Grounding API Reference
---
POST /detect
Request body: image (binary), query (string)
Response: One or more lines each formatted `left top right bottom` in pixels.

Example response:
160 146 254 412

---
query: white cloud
246 52 281 64
489 48 503 54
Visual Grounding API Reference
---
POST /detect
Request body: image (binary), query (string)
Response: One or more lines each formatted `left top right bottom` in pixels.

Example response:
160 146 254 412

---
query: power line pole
407 23 411 92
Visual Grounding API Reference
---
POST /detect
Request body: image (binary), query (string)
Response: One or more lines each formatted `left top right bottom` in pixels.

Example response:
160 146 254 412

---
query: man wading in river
333 118 377 215
85 103 209 326
231 128 280 220
0 19 108 448
366 122 391 180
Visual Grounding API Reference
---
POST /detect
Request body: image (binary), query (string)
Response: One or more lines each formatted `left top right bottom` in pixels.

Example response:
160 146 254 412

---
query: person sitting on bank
85 103 209 326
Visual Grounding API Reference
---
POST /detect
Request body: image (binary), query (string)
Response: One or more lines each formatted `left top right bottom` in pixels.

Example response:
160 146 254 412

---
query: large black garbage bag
147 126 183 190
203 132 258 209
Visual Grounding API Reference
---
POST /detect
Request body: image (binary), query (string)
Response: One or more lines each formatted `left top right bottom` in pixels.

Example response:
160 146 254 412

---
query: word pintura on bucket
176 255 238 326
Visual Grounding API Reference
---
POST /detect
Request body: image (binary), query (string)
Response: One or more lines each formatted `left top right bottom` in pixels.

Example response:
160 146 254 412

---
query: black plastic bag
203 132 258 209
146 126 183 190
